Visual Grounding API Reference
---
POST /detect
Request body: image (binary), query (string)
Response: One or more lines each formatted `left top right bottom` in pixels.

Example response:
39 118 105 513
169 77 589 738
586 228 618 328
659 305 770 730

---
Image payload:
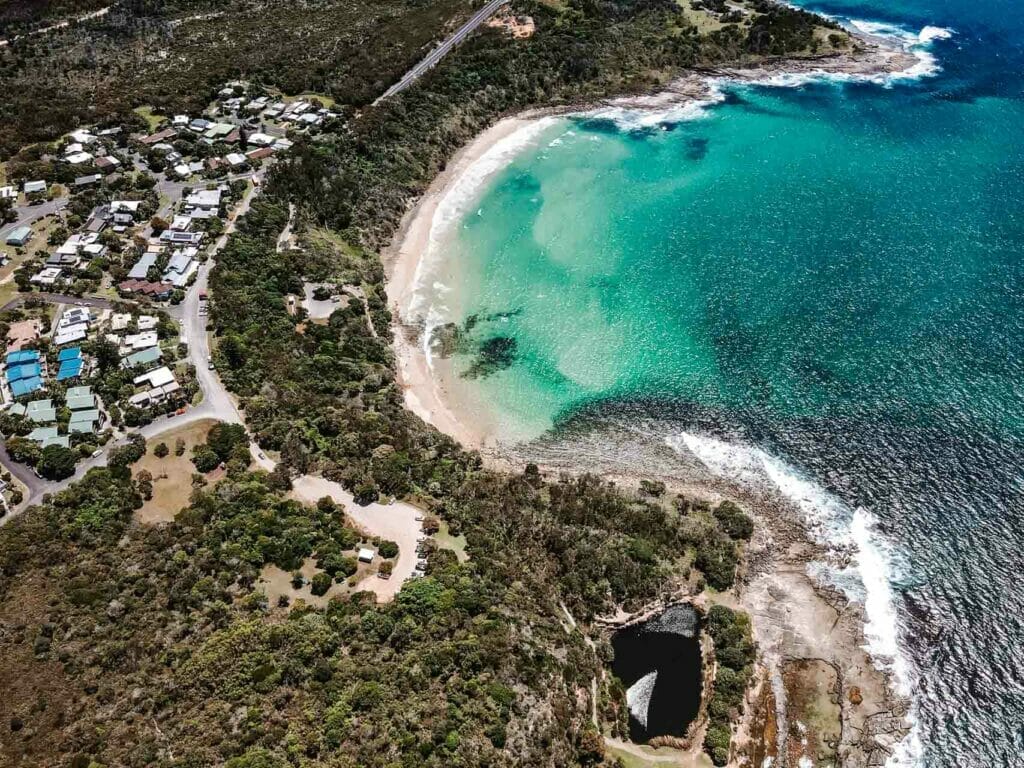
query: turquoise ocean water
412 1 1024 764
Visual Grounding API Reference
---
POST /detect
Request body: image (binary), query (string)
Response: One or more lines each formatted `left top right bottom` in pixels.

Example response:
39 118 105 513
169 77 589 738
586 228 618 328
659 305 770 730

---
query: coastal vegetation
0 0 856 765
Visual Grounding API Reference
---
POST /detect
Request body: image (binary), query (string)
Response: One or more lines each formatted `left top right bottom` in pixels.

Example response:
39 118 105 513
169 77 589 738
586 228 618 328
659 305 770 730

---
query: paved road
0 197 68 242
374 0 511 104
2 179 264 512
1 292 115 312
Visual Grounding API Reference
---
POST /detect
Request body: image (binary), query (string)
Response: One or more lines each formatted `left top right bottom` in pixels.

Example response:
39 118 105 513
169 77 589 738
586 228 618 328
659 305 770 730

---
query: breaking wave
667 430 920 767
408 116 560 366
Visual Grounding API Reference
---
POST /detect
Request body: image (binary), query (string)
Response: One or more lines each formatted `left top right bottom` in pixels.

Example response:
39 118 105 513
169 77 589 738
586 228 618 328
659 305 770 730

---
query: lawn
133 418 216 524
133 105 164 132
434 520 469 562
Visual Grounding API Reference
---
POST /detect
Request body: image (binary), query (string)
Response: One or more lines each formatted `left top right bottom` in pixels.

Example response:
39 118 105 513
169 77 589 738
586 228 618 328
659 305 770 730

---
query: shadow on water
611 604 703 742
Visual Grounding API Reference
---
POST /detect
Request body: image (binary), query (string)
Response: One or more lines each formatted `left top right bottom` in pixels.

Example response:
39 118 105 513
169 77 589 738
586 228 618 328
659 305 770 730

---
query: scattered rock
106 599 126 620
848 686 863 705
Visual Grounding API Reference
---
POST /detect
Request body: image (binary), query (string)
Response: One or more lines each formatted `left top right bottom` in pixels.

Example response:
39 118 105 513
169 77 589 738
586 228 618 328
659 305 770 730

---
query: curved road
374 0 511 104
0 178 425 601
2 178 262 512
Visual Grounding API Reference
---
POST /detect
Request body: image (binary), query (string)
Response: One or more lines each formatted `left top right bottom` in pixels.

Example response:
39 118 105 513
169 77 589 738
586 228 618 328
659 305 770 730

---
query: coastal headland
384 27 918 768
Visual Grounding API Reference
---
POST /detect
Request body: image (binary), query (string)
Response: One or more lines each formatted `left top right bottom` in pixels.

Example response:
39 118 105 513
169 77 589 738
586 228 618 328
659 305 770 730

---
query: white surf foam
626 670 658 728
579 83 727 131
409 117 561 365
670 430 923 767
669 432 912 686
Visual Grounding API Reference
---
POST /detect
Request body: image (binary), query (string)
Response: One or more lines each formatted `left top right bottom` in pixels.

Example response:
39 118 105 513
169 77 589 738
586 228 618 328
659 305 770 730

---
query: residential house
57 347 85 382
5 226 32 247
110 313 132 332
140 128 178 146
30 267 63 286
122 346 162 370
118 280 173 300
163 251 196 287
25 398 56 423
128 252 158 280
110 200 143 226
95 156 121 174
27 426 68 449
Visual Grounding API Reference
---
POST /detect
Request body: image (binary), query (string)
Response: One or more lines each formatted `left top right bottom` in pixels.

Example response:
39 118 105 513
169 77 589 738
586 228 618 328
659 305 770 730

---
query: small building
128 252 158 280
68 409 101 434
110 200 142 225
10 377 43 398
121 346 162 370
159 230 203 247
64 151 94 165
123 331 158 350
25 399 56 423
56 358 84 382
137 315 158 331
23 180 47 196
225 152 247 169
27 426 67 448
357 548 375 564
118 280 173 300
140 127 178 146
6 349 40 366
52 325 88 347
246 147 273 161
163 251 196 287
95 156 121 173
70 130 97 145
58 307 92 328
135 366 175 389
57 348 85 382
0 186 16 199
6 359 40 378
4 226 32 247
247 132 275 147
74 174 102 188
30 267 63 286
66 385 96 411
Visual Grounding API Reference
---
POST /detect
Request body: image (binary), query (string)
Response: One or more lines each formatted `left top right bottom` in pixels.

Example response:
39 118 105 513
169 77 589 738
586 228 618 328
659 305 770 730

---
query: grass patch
434 520 469 562
133 105 164 132
133 419 216 524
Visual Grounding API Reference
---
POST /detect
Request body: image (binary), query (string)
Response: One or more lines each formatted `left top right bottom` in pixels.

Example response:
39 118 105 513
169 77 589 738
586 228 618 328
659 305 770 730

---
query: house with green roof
66 386 97 412
25 399 56 423
26 426 68 447
121 346 162 369
68 409 101 434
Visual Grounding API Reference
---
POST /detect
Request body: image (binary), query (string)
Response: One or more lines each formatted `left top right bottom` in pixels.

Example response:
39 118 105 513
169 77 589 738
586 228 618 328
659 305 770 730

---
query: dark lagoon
610 604 703 743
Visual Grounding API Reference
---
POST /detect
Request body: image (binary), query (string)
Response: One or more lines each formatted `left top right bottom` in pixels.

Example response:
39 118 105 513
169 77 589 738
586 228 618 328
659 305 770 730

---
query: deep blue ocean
413 0 1024 764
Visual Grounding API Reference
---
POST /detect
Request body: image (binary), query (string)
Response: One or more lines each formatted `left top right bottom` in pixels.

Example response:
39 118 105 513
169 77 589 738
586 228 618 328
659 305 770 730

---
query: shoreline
383 37 919 458
382 30 919 768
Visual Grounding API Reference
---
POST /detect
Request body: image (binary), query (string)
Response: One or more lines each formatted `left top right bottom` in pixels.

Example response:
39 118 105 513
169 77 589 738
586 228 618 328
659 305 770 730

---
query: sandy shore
384 114 555 454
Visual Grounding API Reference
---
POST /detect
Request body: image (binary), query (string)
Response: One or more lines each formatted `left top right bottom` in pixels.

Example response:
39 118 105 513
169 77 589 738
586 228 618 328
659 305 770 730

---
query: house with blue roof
10 377 44 398
6 349 40 366
57 359 84 381
58 347 82 362
6 362 41 383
